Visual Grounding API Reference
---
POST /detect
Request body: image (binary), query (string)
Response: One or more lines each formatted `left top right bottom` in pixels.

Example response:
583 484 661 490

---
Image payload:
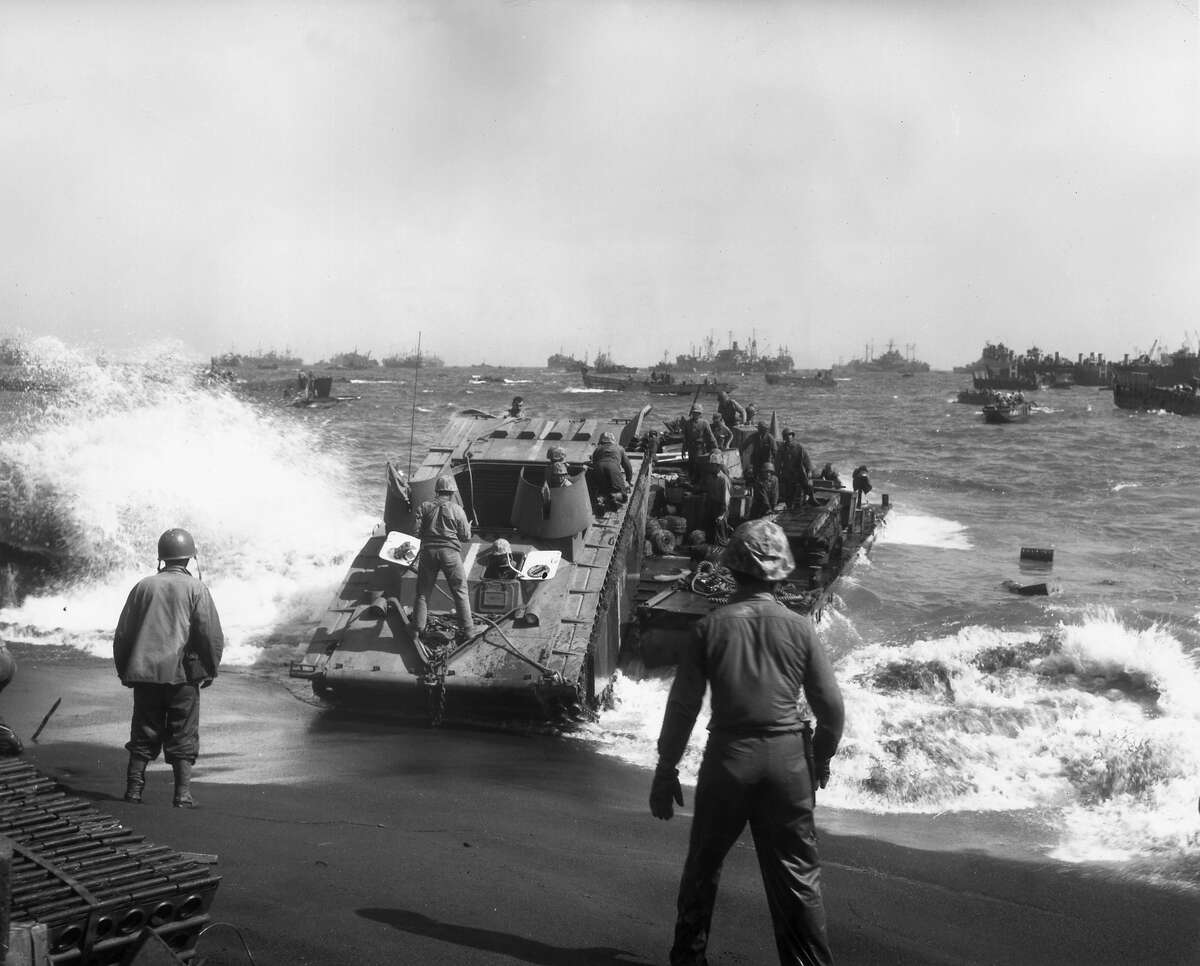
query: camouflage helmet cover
720 519 795 581
598 431 615 444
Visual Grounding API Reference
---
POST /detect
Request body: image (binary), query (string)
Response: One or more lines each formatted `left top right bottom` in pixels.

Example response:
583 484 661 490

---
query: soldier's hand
200 679 213 689
816 758 831 789
650 766 684 820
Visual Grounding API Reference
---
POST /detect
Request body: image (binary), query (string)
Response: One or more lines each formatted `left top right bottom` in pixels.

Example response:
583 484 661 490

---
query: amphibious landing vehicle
290 409 657 722
631 460 890 669
292 408 891 724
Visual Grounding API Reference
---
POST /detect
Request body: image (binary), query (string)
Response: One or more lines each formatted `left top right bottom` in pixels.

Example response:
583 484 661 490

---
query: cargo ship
834 340 930 376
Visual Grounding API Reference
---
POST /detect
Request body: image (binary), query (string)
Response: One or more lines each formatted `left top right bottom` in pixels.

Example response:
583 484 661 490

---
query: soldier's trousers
126 683 201 764
671 732 833 966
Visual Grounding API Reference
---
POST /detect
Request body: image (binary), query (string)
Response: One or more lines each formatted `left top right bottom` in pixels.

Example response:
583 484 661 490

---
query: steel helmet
547 445 567 461
690 403 703 414
435 475 456 494
491 538 513 556
157 528 196 562
720 519 795 581
598 431 615 444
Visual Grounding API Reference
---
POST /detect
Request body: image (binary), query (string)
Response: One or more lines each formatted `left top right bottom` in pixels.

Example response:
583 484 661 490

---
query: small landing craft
764 370 837 388
291 410 657 721
579 366 737 395
292 408 890 723
1112 371 1200 417
981 391 1031 424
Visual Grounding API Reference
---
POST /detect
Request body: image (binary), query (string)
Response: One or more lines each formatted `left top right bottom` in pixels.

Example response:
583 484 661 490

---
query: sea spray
0 341 374 665
589 607 1200 872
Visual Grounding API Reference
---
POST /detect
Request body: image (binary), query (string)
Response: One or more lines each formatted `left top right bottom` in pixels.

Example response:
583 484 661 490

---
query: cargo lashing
0 760 221 964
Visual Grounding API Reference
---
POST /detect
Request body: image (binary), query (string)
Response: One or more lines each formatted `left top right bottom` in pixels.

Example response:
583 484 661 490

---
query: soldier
114 528 224 808
710 413 732 451
413 476 475 639
588 431 634 508
0 633 22 756
680 403 718 480
778 429 816 507
715 391 746 428
651 519 843 966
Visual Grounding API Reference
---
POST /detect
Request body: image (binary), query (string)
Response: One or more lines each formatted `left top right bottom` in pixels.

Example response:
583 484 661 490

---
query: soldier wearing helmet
681 403 718 480
113 528 224 808
587 430 633 509
742 422 779 517
715 390 746 428
508 396 526 418
413 475 476 640
778 429 817 508
651 519 844 966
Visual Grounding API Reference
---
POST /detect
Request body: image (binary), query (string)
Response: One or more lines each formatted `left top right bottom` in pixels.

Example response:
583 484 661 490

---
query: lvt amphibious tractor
292 410 889 723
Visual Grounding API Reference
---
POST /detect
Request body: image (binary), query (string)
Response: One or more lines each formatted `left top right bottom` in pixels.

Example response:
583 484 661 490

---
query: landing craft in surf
630 429 891 669
290 408 657 723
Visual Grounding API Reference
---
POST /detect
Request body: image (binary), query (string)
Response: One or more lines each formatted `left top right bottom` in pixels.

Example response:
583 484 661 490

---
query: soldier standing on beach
114 528 224 808
650 519 844 966
0 632 23 755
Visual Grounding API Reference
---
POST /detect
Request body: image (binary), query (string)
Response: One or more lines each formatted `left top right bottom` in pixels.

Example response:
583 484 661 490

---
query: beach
2 642 1196 966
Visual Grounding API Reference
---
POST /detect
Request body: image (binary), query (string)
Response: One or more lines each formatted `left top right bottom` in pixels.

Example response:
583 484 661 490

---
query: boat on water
383 350 444 369
632 461 890 668
290 408 658 721
834 340 930 376
763 370 837 388
981 391 1031 423
292 405 889 723
546 351 586 371
955 387 992 404
1112 371 1200 416
580 366 737 395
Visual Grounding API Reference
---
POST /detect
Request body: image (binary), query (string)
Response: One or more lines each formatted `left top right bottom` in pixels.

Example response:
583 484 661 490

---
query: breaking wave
875 509 972 550
583 607 1200 873
0 338 373 666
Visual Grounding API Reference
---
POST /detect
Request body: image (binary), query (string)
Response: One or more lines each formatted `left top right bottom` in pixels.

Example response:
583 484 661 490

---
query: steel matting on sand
0 758 221 964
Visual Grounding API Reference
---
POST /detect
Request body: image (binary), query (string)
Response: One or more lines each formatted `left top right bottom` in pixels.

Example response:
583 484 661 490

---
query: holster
800 719 817 801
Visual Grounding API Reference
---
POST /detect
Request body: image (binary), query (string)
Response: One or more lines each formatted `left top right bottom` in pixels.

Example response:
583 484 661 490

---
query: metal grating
0 759 221 964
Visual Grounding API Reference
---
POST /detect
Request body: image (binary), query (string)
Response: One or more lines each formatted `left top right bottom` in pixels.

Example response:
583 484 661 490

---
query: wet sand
2 642 1198 966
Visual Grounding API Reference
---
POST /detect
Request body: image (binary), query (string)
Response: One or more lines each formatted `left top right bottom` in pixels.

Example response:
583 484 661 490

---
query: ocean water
2 336 1198 886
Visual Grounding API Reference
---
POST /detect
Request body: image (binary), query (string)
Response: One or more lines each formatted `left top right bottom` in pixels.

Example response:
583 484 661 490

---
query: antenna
407 332 422 475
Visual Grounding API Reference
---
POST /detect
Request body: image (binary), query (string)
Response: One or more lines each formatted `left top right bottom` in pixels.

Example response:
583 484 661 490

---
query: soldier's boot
124 755 148 804
0 723 23 757
171 759 196 809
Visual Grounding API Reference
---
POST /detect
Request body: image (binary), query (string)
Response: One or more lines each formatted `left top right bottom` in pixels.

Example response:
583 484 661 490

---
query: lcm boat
290 409 657 723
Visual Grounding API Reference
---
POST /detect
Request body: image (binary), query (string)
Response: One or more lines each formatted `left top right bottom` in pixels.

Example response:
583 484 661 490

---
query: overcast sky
2 0 1196 370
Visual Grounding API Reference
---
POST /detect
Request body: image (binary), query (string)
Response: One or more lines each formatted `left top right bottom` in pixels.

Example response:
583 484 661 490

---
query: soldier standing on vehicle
715 391 746 428
681 403 718 480
778 429 816 507
650 519 844 966
413 475 475 640
114 528 224 808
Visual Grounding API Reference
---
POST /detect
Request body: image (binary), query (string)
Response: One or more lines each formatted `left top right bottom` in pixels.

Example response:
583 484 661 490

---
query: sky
1 0 1196 371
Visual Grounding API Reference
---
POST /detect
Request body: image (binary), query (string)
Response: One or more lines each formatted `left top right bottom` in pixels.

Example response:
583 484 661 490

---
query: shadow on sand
357 908 652 966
